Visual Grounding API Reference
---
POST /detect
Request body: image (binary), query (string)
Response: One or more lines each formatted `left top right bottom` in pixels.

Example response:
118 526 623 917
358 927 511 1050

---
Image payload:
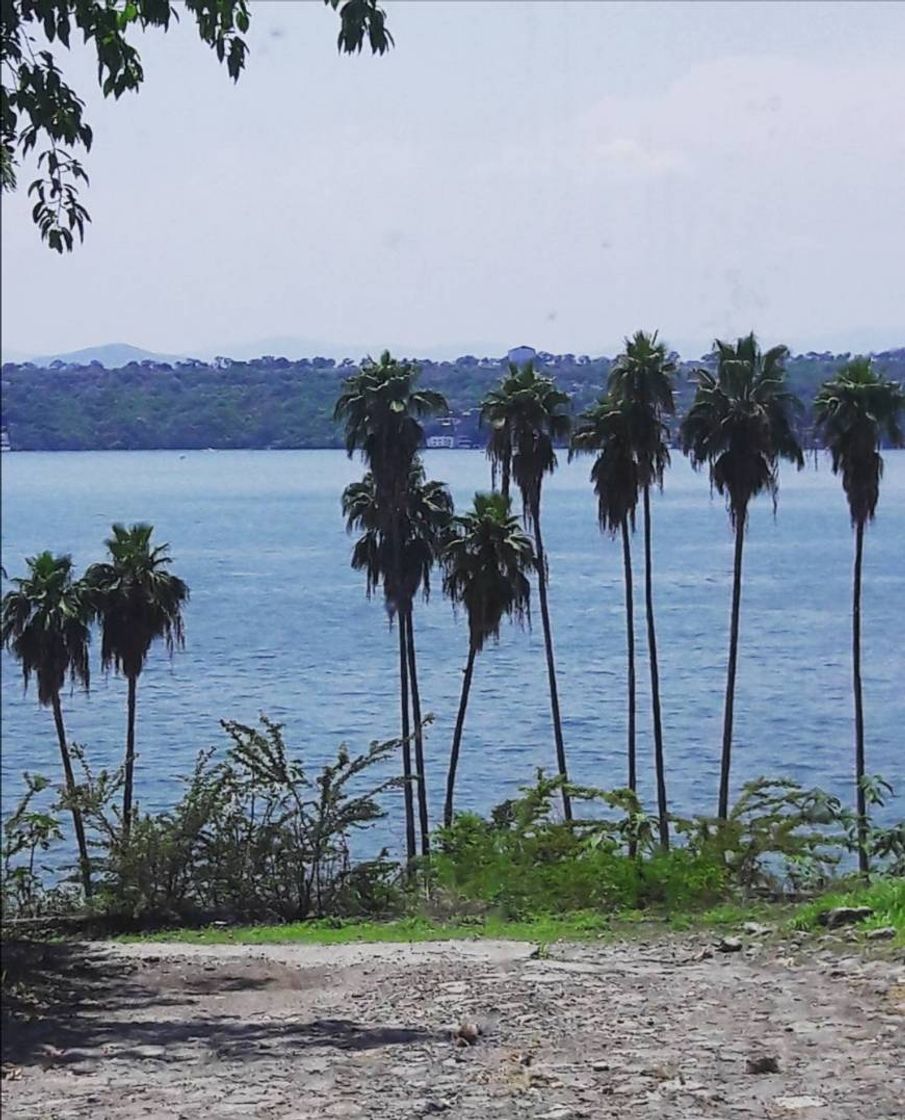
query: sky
2 0 904 361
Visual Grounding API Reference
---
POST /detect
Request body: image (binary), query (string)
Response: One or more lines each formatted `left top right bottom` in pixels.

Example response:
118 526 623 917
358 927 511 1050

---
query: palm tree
814 358 904 876
441 492 534 826
607 330 675 848
342 463 453 857
84 524 189 841
335 355 448 863
481 361 573 819
1 552 93 896
571 395 641 812
681 333 803 820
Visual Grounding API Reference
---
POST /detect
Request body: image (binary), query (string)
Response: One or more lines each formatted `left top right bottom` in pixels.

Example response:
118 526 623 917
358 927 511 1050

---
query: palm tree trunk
397 615 417 865
533 506 572 821
122 675 138 842
621 519 637 857
50 693 92 898
405 609 430 858
445 644 477 828
643 485 669 849
852 520 869 878
718 517 746 820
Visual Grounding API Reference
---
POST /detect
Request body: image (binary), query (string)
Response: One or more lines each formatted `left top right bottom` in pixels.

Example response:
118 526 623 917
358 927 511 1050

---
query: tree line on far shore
2 347 903 452
2 332 902 897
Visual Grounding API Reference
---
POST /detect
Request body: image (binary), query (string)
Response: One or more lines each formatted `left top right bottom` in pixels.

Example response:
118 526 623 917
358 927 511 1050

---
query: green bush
432 774 727 919
2 717 406 927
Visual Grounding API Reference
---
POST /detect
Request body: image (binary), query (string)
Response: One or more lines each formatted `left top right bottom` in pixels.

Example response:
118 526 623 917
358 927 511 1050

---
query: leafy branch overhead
1 0 394 251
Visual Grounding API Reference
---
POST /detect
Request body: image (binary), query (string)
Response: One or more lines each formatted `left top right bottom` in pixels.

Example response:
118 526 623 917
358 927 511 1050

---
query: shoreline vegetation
2 335 903 942
2 346 903 453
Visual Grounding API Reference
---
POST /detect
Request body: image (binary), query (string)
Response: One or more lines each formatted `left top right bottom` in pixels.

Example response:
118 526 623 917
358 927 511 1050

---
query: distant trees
608 331 675 848
85 525 189 840
441 492 535 826
2 552 94 895
481 362 573 820
3 350 902 452
681 334 804 819
336 352 449 860
571 395 640 809
814 359 904 875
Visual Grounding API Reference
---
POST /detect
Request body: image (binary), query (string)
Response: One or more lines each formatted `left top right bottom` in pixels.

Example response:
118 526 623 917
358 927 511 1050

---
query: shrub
432 773 726 919
2 717 406 926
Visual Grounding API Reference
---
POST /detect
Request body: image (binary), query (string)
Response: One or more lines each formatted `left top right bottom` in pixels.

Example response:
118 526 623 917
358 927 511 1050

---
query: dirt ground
2 930 902 1119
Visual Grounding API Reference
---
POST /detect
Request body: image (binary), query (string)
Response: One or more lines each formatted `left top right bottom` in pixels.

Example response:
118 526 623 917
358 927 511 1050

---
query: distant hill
27 343 190 368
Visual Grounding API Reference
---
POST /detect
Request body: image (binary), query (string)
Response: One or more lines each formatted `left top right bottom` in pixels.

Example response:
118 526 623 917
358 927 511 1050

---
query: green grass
789 877 905 944
117 878 905 948
119 911 615 946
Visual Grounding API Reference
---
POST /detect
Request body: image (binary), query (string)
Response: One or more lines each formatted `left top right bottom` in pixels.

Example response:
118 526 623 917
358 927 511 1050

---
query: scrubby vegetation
2 715 902 935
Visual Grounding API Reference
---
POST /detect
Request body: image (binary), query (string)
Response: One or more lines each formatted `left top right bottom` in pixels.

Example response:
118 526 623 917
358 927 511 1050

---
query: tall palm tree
681 333 803 820
335 354 448 863
342 464 453 857
814 358 904 876
1 552 93 896
607 330 675 848
481 361 573 819
84 524 189 841
441 492 534 826
571 395 640 810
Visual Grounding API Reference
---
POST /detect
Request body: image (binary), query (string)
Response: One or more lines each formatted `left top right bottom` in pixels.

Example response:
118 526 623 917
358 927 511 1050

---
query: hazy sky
2 0 904 360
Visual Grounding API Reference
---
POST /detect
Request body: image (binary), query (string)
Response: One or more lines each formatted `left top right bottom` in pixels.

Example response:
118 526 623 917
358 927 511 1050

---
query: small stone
454 1021 481 1046
865 926 896 941
817 906 874 929
717 937 743 953
743 922 773 936
774 1096 827 1111
746 1054 780 1074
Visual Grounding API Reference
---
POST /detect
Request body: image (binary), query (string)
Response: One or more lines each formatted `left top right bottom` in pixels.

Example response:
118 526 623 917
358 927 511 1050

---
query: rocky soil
2 930 903 1119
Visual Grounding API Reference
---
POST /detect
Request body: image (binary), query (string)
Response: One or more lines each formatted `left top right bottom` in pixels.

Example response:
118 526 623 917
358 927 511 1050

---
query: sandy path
3 932 902 1119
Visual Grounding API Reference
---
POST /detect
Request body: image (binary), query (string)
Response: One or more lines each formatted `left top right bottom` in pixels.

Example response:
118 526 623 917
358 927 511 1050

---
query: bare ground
2 930 902 1119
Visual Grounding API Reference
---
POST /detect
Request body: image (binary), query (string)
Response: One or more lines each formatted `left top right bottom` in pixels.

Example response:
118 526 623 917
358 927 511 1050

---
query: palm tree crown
814 357 904 525
442 492 534 652
334 351 448 491
607 330 675 488
481 361 570 520
85 523 189 679
571 394 640 535
342 463 454 611
681 333 805 524
1 551 91 706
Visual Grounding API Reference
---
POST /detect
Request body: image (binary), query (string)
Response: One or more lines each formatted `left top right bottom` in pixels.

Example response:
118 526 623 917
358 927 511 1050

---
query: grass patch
116 879 905 947
118 911 615 946
789 877 904 944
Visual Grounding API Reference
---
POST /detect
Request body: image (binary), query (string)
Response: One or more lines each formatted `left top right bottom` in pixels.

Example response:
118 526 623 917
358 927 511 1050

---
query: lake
1 449 903 851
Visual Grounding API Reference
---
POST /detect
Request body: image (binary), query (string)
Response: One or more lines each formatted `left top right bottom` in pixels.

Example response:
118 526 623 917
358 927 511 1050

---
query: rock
773 1096 827 1111
717 937 743 953
746 1054 780 1074
816 906 874 929
865 926 896 941
743 922 773 936
454 1021 481 1046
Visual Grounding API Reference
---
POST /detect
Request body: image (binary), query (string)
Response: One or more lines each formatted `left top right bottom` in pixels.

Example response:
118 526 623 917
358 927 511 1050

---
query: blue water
1 449 903 853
